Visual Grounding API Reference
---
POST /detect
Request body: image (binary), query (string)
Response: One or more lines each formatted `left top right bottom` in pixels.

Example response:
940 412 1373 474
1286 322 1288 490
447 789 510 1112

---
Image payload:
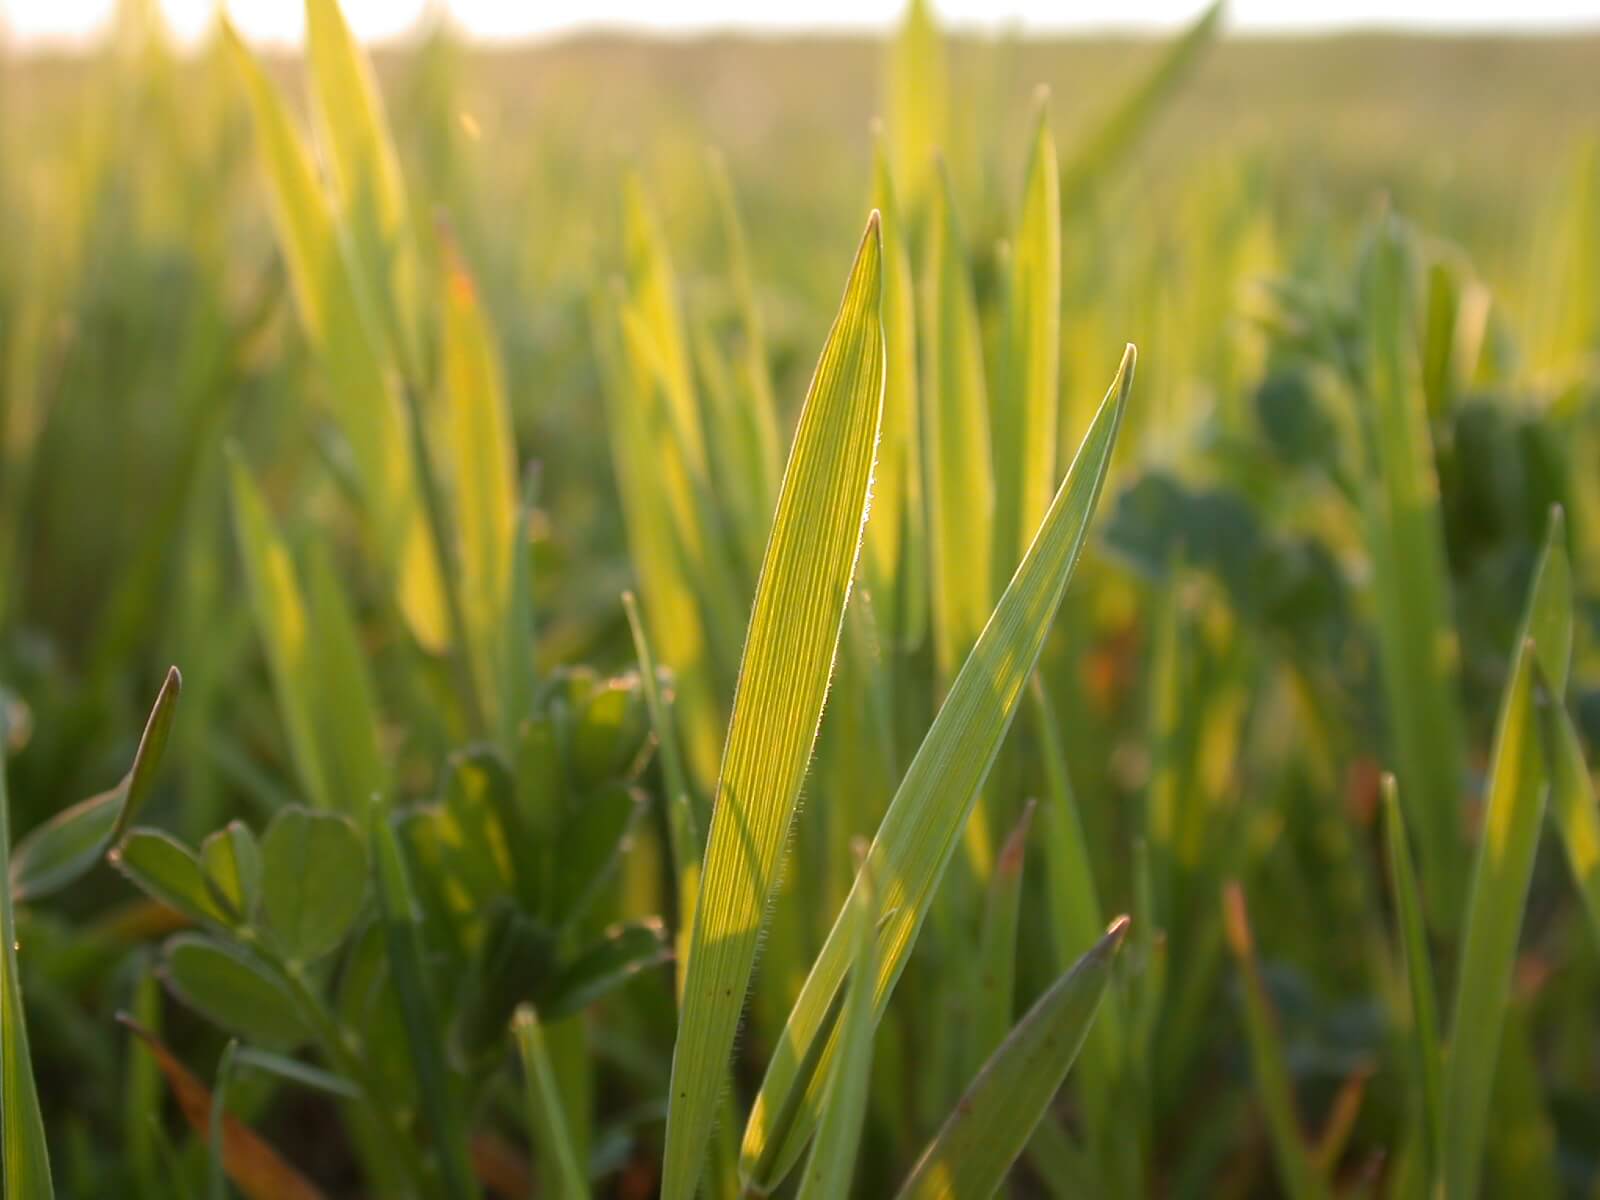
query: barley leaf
740 346 1135 1191
894 919 1128 1200
513 1006 591 1200
660 213 884 1200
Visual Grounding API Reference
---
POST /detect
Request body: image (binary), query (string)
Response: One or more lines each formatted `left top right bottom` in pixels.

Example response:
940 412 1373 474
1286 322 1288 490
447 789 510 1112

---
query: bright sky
4 0 1599 46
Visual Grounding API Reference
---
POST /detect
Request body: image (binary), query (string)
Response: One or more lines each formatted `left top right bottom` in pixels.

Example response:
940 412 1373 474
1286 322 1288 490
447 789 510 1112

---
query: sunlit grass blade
1361 215 1469 928
795 850 880 1200
993 96 1060 585
11 666 180 901
1221 883 1330 1200
740 346 1135 1192
660 213 885 1200
707 149 781 525
512 1005 591 1200
1058 0 1224 205
924 162 995 688
1381 775 1442 1186
303 545 388 808
117 1016 324 1200
227 454 330 810
440 234 519 729
885 0 947 219
894 918 1128 1200
303 0 417 362
223 21 448 652
0 749 52 1199
1440 639 1546 1200
866 126 927 651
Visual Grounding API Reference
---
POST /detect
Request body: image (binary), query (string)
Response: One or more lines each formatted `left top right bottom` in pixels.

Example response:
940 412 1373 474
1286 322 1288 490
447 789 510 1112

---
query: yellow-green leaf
661 213 885 1200
740 346 1135 1192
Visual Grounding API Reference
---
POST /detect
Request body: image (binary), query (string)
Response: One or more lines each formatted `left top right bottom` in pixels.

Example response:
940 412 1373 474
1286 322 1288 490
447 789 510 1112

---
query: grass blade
994 97 1061 584
440 235 519 729
1381 775 1442 1186
865 127 927 651
794 851 880 1200
660 213 885 1200
513 1006 591 1200
970 799 1035 1070
885 0 947 219
227 454 330 810
894 918 1128 1200
1541 677 1600 943
924 162 995 689
740 346 1135 1192
1361 215 1469 928
0 749 52 1198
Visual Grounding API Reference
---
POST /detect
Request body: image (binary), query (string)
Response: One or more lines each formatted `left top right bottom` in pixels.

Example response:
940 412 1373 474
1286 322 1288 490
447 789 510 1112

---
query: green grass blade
885 0 947 219
304 545 388 809
970 799 1035 1071
866 128 927 651
660 213 885 1200
795 853 880 1200
227 454 331 811
893 919 1128 1200
924 163 995 689
1440 638 1546 1200
513 1006 591 1200
0 750 54 1198
740 346 1135 1192
1541 678 1600 944
1221 883 1330 1200
994 98 1060 584
1058 0 1224 205
440 239 519 729
1381 775 1442 1187
1361 215 1469 928
371 812 480 1200
224 21 448 652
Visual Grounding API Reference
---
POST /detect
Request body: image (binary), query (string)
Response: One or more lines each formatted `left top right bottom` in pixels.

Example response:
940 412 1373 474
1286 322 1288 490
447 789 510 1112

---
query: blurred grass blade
303 0 417 361
970 799 1035 1070
1541 678 1600 943
227 454 331 811
223 21 448 652
795 851 880 1200
209 1040 240 1200
741 346 1135 1192
304 545 388 808
1381 775 1442 1186
994 98 1061 584
118 1016 324 1200
372 813 481 1200
1058 0 1224 204
924 163 995 689
661 212 884 1200
893 918 1128 1200
1441 638 1546 1200
440 235 519 729
885 0 947 219
623 591 701 999
12 666 181 901
866 127 927 651
1361 215 1469 928
1221 883 1330 1200
707 149 781 526
513 1006 591 1200
0 750 52 1199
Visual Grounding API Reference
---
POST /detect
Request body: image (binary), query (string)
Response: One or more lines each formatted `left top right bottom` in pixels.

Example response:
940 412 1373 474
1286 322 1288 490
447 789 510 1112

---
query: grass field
2 1 1600 1196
